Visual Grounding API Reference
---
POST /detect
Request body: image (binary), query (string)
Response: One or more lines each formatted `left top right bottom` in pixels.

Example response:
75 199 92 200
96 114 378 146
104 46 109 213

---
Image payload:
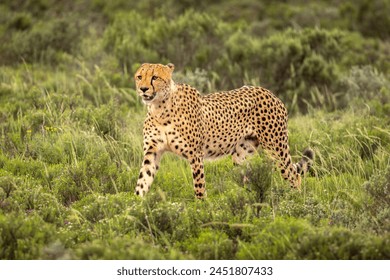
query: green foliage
0 0 389 260
341 0 390 40
234 156 273 203
339 66 390 109
1 18 81 64
0 213 57 259
75 235 187 260
237 218 390 259
104 14 388 113
362 166 390 234
180 229 235 259
103 10 231 76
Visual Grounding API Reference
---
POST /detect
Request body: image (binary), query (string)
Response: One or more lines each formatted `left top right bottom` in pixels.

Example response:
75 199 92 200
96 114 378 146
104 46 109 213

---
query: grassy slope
0 0 389 260
0 66 389 259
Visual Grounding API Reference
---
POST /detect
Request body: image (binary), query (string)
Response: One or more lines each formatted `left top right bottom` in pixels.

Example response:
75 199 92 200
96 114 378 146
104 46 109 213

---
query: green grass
0 0 389 260
0 67 389 259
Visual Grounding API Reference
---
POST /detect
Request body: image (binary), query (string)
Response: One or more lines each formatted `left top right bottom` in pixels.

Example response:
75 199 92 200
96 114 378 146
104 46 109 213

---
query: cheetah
134 63 314 198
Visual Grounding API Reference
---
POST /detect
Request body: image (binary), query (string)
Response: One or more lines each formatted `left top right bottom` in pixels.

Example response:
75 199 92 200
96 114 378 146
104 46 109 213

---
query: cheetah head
134 63 175 104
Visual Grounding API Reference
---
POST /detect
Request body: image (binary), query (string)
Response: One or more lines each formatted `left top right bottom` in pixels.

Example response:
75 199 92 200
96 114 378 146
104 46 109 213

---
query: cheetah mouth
141 93 156 103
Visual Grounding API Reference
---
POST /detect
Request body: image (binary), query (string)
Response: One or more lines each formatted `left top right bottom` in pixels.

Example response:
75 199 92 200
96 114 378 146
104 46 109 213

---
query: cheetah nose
140 87 149 93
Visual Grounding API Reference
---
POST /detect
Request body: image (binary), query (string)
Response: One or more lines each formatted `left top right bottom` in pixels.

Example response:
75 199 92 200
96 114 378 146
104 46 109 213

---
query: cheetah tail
296 148 314 175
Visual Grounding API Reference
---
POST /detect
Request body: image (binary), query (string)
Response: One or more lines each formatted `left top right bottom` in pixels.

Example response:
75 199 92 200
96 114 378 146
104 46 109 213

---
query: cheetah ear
167 63 175 72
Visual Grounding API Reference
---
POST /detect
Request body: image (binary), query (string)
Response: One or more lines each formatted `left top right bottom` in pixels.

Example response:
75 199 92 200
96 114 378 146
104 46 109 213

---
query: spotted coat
134 63 313 198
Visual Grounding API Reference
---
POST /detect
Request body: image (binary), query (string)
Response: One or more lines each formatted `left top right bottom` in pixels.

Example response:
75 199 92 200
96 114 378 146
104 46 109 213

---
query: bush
295 227 390 259
362 166 390 234
75 235 187 260
339 66 390 108
105 13 387 113
0 213 56 259
237 218 390 259
180 229 235 259
103 10 231 76
234 156 273 203
341 0 390 40
1 18 80 64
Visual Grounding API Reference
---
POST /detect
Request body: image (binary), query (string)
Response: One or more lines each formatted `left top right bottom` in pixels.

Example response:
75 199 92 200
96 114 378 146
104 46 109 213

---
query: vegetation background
0 0 389 260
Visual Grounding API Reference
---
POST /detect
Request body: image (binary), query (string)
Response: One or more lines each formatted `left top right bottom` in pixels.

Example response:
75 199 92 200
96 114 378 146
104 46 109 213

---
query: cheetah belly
202 112 252 160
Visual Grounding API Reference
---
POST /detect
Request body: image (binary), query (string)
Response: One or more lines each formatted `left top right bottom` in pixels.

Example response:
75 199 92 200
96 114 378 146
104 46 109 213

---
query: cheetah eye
152 76 158 81
137 75 142 80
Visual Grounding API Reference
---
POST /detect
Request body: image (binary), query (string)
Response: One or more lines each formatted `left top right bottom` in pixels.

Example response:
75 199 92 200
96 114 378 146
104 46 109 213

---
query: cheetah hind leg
232 136 259 165
295 148 315 176
274 147 314 189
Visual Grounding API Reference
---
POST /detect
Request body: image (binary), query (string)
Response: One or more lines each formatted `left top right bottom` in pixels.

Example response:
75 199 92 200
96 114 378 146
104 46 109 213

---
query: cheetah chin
141 93 156 103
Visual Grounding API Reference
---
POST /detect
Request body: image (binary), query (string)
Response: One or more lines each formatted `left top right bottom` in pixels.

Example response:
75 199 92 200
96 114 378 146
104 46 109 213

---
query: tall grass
1 60 390 259
1 0 390 260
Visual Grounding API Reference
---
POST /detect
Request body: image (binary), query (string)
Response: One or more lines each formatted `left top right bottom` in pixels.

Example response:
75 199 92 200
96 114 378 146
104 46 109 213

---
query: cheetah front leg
135 147 163 197
189 156 206 199
135 125 166 197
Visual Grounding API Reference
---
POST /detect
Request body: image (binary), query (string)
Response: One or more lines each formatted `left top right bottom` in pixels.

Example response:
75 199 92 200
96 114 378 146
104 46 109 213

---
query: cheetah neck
147 82 176 121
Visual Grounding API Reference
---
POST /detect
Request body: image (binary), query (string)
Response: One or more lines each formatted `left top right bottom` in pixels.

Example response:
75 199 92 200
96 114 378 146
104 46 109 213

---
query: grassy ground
0 0 389 260
0 65 389 259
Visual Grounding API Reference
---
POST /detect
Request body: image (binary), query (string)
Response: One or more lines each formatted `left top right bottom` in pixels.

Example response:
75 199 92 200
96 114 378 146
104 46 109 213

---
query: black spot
144 159 151 165
139 173 143 179
196 192 204 197
146 170 152 176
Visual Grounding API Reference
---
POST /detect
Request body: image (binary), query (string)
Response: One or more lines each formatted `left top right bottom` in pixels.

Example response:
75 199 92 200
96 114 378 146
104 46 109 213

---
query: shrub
0 213 56 259
295 227 390 259
1 18 80 64
0 175 17 199
338 66 390 108
278 196 328 226
71 193 137 223
75 235 187 260
340 0 390 40
103 10 231 75
105 14 387 113
237 218 390 259
180 229 235 259
234 156 273 203
6 12 33 31
362 166 390 234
